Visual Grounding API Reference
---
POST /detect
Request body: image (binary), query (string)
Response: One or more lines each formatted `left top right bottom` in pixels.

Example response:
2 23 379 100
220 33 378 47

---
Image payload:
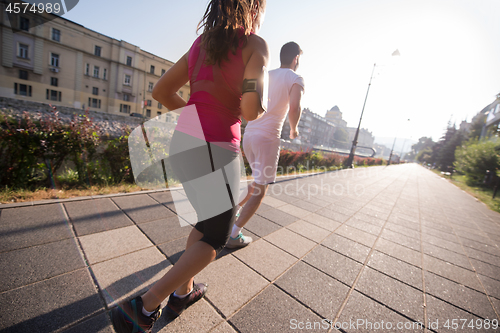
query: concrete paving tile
385 222 420 239
230 284 325 333
148 191 174 206
336 224 378 248
453 227 490 243
243 214 281 238
460 237 500 257
477 274 500 300
338 291 424 333
276 261 350 319
462 245 500 264
138 216 192 245
491 297 500 317
422 234 465 254
422 242 472 271
291 199 323 212
264 228 316 258
422 227 459 244
425 294 483 333
322 233 371 264
64 198 133 236
381 228 420 251
286 220 331 243
266 191 299 205
315 207 350 223
91 246 171 307
421 220 454 234
194 255 268 317
367 251 423 290
154 299 223 333
0 269 102 333
326 204 357 217
257 208 299 226
423 255 483 292
374 238 421 268
157 237 186 264
276 204 311 219
261 195 288 207
0 238 85 293
302 213 342 232
353 211 386 227
210 321 237 333
424 271 497 319
345 217 382 236
304 245 362 286
355 267 424 323
63 313 114 333
0 204 74 252
255 202 273 214
358 207 391 220
233 239 297 281
79 225 153 264
112 194 174 224
469 258 500 281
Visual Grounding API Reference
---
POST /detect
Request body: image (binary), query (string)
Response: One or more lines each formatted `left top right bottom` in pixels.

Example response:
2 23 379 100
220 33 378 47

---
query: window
157 111 162 116
161 69 166 75
123 94 130 102
93 66 100 78
18 43 29 59
92 87 99 95
50 77 58 86
15 83 32 96
179 91 183 98
124 74 131 85
19 70 28 80
146 109 151 118
94 46 101 57
46 89 61 101
146 100 152 106
20 17 29 31
150 65 155 74
148 82 154 92
103 68 107 80
120 104 131 113
88 97 101 108
85 64 89 75
51 53 59 67
52 28 60 42
126 56 132 66
158 102 162 109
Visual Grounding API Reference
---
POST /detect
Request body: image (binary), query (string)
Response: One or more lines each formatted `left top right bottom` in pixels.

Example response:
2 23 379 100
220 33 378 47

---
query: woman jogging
111 0 268 332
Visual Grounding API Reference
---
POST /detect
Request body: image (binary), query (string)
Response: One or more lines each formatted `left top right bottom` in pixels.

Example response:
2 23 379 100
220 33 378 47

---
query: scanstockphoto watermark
267 178 366 199
290 318 425 331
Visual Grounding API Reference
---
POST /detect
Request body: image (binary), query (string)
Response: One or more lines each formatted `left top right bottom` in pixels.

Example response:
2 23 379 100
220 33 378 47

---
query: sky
62 0 500 144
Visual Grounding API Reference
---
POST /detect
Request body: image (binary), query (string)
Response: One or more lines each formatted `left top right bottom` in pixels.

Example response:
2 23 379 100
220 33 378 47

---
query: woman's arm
240 35 270 121
152 52 189 112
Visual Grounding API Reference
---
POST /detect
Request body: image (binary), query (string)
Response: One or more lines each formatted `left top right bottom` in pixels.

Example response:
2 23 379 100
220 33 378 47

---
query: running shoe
226 232 253 249
110 296 161 333
165 282 208 319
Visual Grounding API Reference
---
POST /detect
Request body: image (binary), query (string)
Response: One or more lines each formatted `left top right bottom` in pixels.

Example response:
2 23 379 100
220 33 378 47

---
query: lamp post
344 50 400 168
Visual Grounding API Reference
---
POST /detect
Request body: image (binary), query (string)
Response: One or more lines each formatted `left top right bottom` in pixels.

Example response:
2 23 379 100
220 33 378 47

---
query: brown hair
197 0 266 66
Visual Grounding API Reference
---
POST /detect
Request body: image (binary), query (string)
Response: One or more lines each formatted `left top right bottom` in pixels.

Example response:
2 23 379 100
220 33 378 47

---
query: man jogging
227 41 305 248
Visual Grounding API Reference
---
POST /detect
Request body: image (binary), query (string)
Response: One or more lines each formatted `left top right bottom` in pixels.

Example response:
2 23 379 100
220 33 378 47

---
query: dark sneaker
226 232 253 249
110 296 161 333
165 282 207 319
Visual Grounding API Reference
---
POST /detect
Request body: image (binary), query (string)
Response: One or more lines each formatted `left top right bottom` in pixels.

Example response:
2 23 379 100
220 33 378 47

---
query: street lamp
344 50 400 168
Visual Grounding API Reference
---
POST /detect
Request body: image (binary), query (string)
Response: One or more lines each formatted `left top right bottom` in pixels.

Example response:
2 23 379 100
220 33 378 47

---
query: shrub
454 139 500 185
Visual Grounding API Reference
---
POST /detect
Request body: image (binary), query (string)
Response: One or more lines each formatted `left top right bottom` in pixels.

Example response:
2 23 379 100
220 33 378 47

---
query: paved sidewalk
1 164 499 332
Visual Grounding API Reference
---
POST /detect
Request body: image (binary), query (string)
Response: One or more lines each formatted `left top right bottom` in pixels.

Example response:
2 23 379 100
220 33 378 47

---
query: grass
433 170 500 213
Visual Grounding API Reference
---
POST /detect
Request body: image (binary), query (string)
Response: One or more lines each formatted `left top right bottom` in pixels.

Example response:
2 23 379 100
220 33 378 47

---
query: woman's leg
141 227 216 312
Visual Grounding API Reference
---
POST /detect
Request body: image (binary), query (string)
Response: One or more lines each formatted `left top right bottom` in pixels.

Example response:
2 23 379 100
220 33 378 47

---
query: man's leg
227 182 268 248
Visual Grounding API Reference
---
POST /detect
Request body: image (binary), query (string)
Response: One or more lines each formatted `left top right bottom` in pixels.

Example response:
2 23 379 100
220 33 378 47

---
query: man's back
245 68 304 138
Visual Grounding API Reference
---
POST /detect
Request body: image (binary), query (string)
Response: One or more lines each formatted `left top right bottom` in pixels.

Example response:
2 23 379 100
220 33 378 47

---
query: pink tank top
176 34 246 152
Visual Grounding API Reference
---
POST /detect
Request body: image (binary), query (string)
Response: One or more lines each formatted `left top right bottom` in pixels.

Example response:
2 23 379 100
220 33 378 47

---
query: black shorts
168 130 240 252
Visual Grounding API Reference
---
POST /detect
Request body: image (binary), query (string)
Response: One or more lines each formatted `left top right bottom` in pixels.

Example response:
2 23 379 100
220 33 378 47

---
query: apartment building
0 1 188 120
281 108 336 147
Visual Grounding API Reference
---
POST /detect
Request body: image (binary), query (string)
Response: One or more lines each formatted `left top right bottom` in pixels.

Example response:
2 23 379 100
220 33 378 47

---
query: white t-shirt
244 68 305 138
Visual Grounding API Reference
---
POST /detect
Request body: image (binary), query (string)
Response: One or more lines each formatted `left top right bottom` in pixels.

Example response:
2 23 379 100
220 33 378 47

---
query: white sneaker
226 232 252 249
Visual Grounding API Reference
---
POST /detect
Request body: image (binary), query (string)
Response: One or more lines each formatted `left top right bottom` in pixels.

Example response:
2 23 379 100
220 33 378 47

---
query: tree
468 114 486 140
432 123 466 171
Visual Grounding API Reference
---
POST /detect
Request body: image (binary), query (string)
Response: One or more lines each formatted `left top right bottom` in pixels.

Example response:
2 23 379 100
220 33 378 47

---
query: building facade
0 2 188 121
281 108 336 147
325 105 347 128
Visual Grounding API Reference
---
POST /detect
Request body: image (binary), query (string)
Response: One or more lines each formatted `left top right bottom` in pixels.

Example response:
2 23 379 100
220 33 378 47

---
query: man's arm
288 83 304 139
